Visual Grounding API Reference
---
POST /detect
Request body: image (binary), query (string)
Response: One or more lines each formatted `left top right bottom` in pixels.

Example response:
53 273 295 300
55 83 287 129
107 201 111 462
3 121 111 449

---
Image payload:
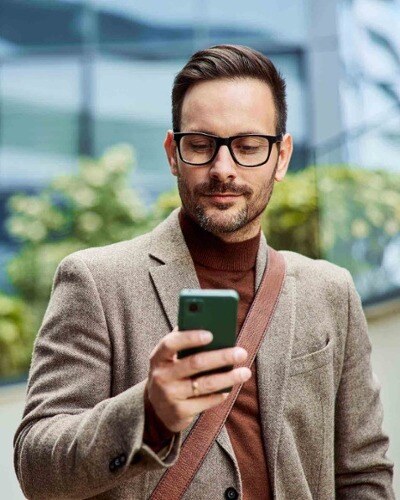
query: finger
179 391 229 416
178 366 251 400
153 329 213 363
171 346 248 380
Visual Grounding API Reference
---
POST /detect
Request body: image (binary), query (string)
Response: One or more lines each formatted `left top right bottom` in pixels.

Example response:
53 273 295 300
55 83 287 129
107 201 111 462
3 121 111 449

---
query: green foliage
261 166 320 258
1 144 154 378
7 144 150 248
317 165 400 274
0 293 36 377
6 144 153 307
153 188 181 221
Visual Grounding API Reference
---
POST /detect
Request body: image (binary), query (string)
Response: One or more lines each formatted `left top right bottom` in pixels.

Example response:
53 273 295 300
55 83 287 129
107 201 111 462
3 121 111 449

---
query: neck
179 209 261 271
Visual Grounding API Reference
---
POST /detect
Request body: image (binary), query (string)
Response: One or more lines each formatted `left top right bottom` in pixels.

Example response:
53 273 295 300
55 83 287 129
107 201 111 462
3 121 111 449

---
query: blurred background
0 0 399 497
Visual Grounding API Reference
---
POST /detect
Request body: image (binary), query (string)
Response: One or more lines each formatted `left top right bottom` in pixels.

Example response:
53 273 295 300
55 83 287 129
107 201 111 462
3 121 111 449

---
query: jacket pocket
289 337 333 376
278 337 335 498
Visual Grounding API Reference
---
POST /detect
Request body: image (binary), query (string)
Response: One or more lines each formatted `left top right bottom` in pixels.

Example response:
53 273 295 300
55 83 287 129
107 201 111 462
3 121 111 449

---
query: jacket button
109 454 126 472
225 487 238 499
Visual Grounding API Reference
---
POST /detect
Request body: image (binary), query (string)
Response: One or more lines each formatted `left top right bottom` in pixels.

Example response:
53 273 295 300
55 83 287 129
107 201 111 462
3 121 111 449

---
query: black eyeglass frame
173 132 283 167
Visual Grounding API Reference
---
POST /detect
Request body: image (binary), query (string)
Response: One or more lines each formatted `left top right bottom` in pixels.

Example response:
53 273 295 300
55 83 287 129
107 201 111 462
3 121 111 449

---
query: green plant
1 144 153 378
6 144 152 308
261 166 320 258
0 293 36 378
317 165 400 275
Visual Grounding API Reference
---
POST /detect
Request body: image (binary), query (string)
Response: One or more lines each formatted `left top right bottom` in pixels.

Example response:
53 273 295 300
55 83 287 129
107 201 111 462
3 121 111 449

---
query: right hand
146 328 251 433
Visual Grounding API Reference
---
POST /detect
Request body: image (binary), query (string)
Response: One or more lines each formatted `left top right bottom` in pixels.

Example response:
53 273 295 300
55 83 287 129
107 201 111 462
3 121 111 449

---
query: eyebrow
187 129 267 136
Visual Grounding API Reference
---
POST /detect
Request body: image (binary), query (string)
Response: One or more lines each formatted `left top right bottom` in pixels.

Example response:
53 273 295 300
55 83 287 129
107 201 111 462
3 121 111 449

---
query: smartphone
177 289 239 393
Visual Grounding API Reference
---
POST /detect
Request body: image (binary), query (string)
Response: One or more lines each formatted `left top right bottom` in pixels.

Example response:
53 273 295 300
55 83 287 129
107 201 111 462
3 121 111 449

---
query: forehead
180 78 276 135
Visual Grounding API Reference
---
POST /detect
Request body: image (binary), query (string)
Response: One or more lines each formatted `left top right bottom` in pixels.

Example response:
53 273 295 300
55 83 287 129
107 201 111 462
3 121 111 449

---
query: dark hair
172 44 287 135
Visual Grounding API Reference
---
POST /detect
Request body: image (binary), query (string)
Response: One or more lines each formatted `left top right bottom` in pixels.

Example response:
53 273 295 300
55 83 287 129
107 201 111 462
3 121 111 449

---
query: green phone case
178 289 239 393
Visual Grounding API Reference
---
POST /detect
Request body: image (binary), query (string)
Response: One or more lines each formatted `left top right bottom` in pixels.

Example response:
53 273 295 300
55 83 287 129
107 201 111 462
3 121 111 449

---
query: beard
177 161 278 235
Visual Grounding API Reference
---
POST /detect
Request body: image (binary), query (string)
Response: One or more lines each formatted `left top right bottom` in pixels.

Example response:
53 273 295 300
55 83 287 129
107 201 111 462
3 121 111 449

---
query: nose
209 145 237 182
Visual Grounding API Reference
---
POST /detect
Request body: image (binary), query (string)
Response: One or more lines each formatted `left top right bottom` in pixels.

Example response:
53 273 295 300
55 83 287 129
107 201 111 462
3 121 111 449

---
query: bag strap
150 246 286 500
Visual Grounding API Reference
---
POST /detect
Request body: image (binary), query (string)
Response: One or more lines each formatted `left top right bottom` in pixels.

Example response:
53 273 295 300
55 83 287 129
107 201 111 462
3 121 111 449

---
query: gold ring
191 378 200 397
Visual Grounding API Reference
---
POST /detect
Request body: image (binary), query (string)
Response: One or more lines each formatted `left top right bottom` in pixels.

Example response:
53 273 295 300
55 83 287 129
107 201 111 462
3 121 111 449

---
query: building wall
367 304 400 495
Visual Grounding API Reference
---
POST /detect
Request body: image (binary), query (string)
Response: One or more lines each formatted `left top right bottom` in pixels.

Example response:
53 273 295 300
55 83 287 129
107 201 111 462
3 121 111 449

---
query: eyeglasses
173 132 283 167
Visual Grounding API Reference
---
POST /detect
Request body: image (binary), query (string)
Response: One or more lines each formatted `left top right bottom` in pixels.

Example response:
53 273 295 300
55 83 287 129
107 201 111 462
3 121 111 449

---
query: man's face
164 77 292 240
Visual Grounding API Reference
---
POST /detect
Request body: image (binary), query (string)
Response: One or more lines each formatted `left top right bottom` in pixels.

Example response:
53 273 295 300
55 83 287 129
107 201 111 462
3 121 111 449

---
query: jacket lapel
148 209 199 329
149 260 199 330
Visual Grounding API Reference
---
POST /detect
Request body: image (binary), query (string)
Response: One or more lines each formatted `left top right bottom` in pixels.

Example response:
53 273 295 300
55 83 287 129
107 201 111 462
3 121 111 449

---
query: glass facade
0 0 308 293
317 0 400 303
0 0 399 304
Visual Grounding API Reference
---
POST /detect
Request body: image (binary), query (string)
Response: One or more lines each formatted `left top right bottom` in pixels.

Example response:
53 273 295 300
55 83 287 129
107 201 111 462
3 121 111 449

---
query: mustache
194 180 253 196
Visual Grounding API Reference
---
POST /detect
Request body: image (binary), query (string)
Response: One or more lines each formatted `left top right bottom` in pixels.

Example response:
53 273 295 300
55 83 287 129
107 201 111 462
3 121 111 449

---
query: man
14 45 394 499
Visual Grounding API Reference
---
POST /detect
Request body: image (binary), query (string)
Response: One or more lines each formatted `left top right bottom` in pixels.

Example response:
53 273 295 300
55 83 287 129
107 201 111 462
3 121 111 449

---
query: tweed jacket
14 209 394 499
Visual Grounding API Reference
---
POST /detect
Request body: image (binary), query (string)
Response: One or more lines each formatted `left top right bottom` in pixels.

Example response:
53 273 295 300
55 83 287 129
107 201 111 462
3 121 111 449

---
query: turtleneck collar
178 209 261 272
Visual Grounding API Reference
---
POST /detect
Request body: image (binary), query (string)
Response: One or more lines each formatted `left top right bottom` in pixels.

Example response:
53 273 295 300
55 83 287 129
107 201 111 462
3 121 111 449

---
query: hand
146 328 251 433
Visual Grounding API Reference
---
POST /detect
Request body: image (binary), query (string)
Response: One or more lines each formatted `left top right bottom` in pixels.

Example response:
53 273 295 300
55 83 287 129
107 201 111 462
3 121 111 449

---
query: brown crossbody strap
150 247 286 500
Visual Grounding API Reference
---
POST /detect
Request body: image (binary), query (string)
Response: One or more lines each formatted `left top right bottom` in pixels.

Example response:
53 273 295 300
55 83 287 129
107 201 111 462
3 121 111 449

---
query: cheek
179 167 205 186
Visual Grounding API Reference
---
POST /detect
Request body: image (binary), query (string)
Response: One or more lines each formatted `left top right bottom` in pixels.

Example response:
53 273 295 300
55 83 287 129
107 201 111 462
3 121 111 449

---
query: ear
164 130 179 176
274 133 293 182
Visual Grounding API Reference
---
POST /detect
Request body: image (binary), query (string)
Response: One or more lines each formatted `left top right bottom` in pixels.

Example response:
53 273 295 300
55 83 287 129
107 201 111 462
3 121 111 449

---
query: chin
195 206 248 234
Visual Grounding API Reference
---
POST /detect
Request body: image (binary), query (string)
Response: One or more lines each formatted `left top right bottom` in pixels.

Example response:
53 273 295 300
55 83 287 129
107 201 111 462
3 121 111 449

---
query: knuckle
151 368 165 386
223 349 233 363
202 376 216 393
161 337 172 351
190 330 204 345
189 354 203 371
185 331 199 346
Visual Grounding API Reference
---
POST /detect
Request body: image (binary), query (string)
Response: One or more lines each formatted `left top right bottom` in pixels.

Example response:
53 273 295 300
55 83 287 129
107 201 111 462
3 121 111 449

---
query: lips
204 193 241 197
203 193 242 203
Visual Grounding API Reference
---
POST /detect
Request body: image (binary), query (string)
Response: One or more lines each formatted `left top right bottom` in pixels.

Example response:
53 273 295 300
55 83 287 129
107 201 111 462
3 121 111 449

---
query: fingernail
239 367 251 381
201 331 213 343
233 347 247 362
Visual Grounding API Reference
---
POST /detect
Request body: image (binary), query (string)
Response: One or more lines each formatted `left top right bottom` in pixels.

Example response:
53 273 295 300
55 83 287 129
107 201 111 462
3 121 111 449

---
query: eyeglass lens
179 135 271 166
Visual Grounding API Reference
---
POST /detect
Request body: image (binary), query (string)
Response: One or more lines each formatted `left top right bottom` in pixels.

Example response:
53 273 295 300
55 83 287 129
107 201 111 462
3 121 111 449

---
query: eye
233 137 267 154
189 141 212 150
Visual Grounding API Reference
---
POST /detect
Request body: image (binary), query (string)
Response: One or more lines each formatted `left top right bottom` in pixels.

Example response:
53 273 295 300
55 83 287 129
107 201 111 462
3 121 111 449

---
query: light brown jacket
14 209 394 499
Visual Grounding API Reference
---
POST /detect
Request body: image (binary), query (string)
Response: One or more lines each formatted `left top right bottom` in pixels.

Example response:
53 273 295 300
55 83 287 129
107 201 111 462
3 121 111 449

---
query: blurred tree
0 293 36 378
317 165 400 275
1 144 152 377
262 165 320 258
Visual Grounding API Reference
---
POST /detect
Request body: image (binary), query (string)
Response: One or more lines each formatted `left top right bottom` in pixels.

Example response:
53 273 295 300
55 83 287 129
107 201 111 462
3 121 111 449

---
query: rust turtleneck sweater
144 209 272 499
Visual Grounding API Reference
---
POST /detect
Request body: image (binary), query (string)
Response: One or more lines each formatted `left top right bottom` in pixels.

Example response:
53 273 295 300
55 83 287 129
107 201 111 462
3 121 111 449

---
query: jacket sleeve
13 253 181 499
334 271 395 499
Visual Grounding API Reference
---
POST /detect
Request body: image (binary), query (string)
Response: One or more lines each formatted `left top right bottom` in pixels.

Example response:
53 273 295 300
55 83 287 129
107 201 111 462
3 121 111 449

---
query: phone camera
189 302 199 313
